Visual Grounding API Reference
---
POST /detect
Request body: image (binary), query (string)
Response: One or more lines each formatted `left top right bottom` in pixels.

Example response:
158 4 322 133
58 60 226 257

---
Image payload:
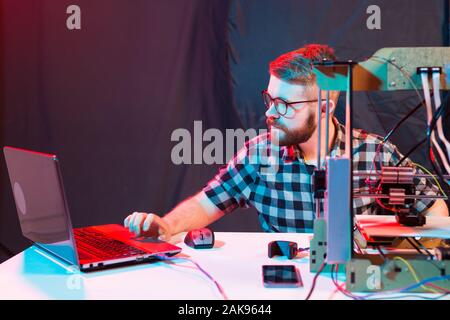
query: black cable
366 57 450 190
396 92 449 166
404 237 444 273
411 238 434 259
330 264 363 300
305 262 326 300
330 263 449 300
392 91 450 195
369 56 427 141
367 56 436 168
382 97 430 144
396 138 426 166
380 94 436 167
409 238 445 268
427 89 450 180
406 238 430 257
375 245 387 262
427 100 450 187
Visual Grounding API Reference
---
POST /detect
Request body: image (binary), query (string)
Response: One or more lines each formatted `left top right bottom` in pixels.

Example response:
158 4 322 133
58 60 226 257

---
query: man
124 44 448 240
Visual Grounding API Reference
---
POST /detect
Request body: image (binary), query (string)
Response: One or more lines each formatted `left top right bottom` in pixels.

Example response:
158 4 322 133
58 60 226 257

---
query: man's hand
123 212 172 241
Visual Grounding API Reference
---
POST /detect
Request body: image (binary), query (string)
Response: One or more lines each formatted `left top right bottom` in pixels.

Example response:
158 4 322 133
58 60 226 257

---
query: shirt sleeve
202 144 256 214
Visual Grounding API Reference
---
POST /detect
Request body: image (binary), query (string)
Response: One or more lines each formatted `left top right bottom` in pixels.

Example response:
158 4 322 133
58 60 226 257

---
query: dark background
1 0 449 262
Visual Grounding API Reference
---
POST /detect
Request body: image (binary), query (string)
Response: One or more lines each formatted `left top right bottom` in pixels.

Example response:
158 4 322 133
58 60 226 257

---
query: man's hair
269 44 337 86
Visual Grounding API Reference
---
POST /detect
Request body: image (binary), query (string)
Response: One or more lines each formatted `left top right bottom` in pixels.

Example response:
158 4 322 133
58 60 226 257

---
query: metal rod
353 194 447 199
316 88 322 219
353 172 450 179
347 63 354 256
345 69 352 159
325 90 330 158
316 88 322 169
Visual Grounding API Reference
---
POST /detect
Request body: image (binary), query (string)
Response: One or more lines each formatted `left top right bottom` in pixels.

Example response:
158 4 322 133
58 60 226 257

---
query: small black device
184 228 215 249
268 240 298 259
262 265 303 288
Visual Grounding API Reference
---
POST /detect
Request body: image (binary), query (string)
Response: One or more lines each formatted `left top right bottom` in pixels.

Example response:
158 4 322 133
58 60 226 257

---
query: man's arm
423 199 449 217
163 191 225 235
124 191 224 240
125 139 256 239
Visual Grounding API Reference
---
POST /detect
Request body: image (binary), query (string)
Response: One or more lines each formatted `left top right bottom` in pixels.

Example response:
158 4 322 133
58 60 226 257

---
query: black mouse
184 228 215 249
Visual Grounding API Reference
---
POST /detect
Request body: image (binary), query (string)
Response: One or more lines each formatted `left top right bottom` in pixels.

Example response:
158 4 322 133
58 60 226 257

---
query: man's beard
267 112 317 146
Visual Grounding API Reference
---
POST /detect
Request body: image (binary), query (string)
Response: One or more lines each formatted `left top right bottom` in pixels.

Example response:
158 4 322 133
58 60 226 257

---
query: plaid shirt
203 118 438 233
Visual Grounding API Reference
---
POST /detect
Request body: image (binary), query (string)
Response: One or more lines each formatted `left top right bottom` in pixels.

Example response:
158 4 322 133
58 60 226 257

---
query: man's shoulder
229 131 273 165
351 127 399 154
352 127 384 144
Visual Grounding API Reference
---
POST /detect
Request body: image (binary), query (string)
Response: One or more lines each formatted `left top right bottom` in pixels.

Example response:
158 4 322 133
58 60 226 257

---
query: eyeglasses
261 89 319 116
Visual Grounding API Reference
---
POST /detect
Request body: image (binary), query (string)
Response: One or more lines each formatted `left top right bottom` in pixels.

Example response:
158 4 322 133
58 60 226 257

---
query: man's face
265 75 318 146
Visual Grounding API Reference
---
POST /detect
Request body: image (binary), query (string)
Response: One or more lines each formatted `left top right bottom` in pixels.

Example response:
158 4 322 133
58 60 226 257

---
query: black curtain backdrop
1 0 449 260
0 0 257 258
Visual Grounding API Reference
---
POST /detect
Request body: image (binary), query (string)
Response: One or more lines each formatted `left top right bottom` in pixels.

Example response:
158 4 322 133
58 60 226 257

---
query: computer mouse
184 228 215 249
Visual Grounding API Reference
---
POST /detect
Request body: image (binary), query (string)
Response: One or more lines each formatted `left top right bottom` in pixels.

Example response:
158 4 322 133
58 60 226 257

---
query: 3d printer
308 47 450 296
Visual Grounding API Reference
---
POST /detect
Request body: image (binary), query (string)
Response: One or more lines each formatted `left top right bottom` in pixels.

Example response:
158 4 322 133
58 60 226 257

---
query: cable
375 245 387 262
408 238 446 273
413 162 447 198
421 72 450 175
396 138 426 166
330 264 365 300
363 57 433 213
432 72 450 163
379 274 450 295
330 261 450 300
409 238 436 260
405 238 432 260
427 101 450 187
364 74 450 213
333 268 450 299
382 99 428 144
305 262 326 300
155 254 228 300
371 56 423 101
360 274 450 299
392 256 440 293
368 56 450 178
367 293 449 300
370 56 426 155
396 92 450 167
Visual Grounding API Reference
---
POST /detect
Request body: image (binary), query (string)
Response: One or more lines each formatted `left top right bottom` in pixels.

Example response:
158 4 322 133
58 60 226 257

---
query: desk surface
0 232 447 300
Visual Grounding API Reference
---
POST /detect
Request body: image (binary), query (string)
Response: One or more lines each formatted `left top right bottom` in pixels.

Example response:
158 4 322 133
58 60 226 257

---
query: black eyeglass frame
261 89 320 116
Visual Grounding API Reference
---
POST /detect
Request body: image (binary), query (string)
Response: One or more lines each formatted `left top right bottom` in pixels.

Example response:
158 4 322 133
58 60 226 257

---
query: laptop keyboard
74 228 147 259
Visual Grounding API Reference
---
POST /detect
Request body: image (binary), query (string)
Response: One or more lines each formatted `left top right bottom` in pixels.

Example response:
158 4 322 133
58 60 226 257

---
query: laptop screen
3 146 79 266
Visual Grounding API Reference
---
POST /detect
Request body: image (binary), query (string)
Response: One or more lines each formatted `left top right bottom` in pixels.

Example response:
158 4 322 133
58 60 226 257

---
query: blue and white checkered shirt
203 118 438 233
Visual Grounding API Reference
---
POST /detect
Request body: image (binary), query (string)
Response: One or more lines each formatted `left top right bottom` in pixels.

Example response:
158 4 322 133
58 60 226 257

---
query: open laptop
3 146 182 272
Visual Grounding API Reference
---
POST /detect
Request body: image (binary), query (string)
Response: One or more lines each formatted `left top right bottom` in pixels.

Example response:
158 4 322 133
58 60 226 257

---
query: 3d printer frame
309 47 450 294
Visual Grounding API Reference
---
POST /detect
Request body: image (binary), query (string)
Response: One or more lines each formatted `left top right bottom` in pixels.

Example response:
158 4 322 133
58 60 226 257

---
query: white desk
0 232 447 300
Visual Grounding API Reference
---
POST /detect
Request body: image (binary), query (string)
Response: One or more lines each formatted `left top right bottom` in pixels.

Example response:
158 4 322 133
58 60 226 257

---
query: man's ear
320 99 335 117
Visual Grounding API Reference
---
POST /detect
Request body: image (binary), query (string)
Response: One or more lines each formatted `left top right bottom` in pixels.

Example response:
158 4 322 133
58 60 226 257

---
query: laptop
3 146 182 272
